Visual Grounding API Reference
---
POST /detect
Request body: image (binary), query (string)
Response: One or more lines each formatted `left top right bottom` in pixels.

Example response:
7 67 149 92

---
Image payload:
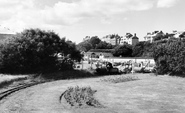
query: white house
144 31 165 43
120 33 139 46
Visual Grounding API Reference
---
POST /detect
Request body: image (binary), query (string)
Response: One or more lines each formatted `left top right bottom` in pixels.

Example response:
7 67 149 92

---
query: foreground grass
1 73 185 112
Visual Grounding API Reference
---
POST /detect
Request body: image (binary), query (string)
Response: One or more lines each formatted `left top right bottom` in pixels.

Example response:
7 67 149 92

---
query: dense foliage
77 35 115 52
132 41 154 57
95 41 113 49
153 39 185 76
112 44 133 57
0 29 82 74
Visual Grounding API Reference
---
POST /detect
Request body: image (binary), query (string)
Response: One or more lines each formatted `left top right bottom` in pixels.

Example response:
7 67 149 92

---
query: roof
102 34 121 39
88 49 114 53
84 51 113 57
124 33 133 39
104 57 154 59
100 52 113 56
132 36 139 39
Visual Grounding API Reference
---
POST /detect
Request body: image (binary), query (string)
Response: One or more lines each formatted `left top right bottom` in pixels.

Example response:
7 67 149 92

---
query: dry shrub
62 86 103 108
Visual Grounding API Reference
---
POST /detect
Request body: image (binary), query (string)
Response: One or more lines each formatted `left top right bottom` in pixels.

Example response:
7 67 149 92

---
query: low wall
101 57 155 64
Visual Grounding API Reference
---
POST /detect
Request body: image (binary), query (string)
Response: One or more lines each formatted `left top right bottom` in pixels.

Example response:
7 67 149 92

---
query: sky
0 0 184 43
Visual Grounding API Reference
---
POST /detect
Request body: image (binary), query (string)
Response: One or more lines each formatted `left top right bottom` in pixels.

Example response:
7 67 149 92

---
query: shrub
153 39 185 76
0 29 62 73
0 29 82 74
62 86 103 108
112 44 133 57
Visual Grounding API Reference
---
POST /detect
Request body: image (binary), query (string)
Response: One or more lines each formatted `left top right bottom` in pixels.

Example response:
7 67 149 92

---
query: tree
89 36 101 49
142 41 154 57
77 36 101 52
0 28 81 74
77 41 92 52
112 44 133 57
65 40 82 62
132 41 145 57
95 41 113 49
153 39 185 76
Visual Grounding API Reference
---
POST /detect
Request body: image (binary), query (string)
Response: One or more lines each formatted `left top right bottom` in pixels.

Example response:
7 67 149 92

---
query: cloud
40 0 156 25
0 0 180 34
157 0 179 8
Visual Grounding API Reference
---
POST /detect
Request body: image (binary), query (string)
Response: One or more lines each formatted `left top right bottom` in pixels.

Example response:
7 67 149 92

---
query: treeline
0 29 184 77
77 36 114 52
78 36 185 76
0 29 82 74
77 35 154 57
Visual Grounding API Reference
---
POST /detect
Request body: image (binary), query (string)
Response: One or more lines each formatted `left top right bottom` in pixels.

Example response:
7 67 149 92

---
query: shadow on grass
0 69 121 89
40 69 118 80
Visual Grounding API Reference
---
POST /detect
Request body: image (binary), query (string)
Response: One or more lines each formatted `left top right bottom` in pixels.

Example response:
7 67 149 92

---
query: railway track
0 81 45 101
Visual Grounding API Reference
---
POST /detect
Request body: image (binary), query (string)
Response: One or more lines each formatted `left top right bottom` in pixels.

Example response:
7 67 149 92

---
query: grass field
58 73 185 113
0 72 185 112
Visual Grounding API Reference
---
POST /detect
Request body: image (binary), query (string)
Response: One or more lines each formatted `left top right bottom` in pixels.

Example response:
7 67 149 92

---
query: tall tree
89 36 101 49
0 28 82 74
132 41 145 57
112 44 133 57
95 41 113 49
77 41 92 52
153 39 185 75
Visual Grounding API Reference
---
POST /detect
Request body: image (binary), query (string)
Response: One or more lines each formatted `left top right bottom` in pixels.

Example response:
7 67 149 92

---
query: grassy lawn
91 74 185 113
61 73 185 113
0 72 185 113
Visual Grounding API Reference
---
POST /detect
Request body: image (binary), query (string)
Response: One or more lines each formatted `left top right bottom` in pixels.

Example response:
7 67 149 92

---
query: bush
112 44 132 57
0 29 81 74
132 41 154 57
62 86 103 108
153 39 185 76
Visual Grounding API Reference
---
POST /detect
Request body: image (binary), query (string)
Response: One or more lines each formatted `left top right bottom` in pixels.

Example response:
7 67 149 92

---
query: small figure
106 62 113 72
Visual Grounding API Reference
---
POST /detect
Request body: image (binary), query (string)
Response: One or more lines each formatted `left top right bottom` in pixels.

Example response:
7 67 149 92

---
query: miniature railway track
0 82 44 101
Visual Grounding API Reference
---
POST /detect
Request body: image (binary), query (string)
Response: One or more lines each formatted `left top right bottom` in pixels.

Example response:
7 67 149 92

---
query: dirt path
0 74 185 113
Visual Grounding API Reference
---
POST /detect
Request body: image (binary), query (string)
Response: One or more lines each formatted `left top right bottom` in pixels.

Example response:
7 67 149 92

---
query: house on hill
144 31 165 43
170 31 185 39
101 34 121 45
120 33 139 46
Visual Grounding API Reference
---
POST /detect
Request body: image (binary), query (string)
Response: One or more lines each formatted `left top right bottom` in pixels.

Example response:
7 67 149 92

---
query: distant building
83 49 114 61
170 31 185 39
144 31 165 43
120 33 139 46
101 34 121 45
